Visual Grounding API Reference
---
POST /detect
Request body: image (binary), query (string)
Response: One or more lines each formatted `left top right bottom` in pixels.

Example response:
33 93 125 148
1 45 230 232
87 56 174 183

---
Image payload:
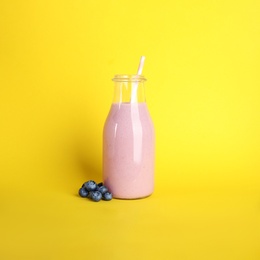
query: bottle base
113 193 153 200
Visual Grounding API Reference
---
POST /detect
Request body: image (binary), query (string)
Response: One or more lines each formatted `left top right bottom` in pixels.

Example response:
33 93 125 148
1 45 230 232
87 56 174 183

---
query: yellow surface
0 0 259 259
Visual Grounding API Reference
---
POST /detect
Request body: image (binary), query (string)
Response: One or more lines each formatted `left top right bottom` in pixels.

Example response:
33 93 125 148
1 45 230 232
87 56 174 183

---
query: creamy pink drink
103 75 155 199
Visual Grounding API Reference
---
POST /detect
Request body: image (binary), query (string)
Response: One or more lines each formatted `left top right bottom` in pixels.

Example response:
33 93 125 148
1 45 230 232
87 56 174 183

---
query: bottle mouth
112 74 147 82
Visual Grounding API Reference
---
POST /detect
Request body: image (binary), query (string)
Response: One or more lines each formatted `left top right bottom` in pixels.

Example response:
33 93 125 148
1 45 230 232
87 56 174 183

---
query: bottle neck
112 75 146 103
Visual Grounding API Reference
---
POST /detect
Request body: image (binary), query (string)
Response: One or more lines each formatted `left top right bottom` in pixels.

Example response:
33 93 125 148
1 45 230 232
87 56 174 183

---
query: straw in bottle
131 56 145 103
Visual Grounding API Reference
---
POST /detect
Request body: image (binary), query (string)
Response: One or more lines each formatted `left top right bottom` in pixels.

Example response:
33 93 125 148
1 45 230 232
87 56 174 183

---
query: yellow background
0 0 259 259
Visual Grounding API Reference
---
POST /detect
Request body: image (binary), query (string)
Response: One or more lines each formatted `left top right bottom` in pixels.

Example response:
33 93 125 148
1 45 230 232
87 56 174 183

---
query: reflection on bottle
131 103 143 164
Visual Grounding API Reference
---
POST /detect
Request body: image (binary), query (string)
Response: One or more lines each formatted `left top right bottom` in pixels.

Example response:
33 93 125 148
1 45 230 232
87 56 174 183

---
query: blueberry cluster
78 180 113 202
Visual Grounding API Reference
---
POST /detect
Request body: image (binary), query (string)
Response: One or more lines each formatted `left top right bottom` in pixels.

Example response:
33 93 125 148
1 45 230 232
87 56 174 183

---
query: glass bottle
103 75 155 199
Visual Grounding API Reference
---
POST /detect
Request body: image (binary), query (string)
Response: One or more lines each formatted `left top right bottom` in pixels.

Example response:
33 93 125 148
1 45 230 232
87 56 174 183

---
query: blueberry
102 192 113 201
78 187 89 198
97 182 103 187
90 191 102 202
97 185 108 195
83 180 97 191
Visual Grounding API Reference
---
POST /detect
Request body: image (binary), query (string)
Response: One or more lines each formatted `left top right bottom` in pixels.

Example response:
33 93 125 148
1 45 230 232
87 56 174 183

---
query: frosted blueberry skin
83 180 97 191
103 192 113 201
97 185 108 195
91 191 102 202
78 187 89 198
79 180 113 201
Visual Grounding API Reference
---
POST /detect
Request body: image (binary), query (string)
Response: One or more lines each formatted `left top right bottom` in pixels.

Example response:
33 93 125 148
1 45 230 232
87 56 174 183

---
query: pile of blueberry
78 180 113 202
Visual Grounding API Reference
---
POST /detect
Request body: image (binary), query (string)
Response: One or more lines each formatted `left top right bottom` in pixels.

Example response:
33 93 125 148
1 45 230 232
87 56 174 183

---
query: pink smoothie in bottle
103 75 155 199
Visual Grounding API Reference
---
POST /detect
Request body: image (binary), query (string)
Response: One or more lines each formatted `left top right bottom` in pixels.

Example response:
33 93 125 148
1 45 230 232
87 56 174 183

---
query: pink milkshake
103 74 155 199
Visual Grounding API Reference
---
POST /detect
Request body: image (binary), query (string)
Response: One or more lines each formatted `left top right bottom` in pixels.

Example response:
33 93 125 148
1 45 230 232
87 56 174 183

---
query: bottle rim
112 74 147 82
